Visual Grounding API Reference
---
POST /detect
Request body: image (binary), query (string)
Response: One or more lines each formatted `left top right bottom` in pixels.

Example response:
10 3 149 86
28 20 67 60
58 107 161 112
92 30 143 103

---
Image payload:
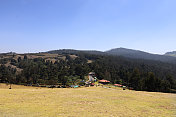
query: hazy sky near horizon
0 0 176 54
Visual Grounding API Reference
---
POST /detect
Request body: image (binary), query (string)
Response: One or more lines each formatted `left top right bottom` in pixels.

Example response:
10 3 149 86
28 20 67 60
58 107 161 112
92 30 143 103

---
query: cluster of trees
0 65 16 83
0 52 176 93
0 55 90 86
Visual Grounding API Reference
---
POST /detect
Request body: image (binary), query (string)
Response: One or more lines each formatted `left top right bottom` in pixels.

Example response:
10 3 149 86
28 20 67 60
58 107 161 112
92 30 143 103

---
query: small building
98 79 110 84
85 72 97 87
88 72 96 82
114 84 123 87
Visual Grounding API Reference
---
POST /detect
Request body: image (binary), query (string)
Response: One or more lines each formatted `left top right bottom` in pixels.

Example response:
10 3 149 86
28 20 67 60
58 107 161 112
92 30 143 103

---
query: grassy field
0 84 176 117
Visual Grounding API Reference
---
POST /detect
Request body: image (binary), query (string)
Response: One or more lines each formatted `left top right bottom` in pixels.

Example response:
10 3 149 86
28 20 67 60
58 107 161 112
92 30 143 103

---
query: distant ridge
165 51 176 57
105 48 176 63
47 49 106 55
46 48 176 64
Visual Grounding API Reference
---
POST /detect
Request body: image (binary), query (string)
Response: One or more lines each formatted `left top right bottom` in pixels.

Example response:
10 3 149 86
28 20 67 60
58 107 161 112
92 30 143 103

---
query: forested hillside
106 48 176 63
165 51 176 57
0 50 176 93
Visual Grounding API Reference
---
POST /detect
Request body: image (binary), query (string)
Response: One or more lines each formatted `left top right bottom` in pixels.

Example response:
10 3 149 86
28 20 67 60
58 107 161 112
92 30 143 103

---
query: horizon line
0 47 175 55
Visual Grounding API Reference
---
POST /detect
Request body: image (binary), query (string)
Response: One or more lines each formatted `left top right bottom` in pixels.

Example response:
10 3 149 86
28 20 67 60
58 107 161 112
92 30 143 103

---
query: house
88 72 96 82
85 72 97 87
98 79 110 84
114 84 123 87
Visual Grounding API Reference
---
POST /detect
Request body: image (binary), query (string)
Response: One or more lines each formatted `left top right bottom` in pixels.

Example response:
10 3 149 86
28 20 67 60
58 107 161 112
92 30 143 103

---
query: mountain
165 51 176 57
47 49 106 55
46 48 176 64
105 48 176 63
46 49 109 61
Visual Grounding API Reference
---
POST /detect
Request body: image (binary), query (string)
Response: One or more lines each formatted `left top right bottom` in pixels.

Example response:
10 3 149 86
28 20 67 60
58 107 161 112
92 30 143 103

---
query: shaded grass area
0 84 175 117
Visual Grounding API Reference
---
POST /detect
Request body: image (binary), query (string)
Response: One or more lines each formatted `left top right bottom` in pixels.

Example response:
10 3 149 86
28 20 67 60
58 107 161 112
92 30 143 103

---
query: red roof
90 83 95 86
99 80 110 83
114 84 122 87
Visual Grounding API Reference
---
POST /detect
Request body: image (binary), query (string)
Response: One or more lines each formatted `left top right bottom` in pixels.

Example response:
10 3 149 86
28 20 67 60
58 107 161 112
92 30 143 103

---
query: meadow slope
0 84 175 117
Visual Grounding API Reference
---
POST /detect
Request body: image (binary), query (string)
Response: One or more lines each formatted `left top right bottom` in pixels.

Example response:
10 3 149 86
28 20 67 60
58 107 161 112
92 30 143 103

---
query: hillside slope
165 51 176 57
47 48 176 64
106 48 176 63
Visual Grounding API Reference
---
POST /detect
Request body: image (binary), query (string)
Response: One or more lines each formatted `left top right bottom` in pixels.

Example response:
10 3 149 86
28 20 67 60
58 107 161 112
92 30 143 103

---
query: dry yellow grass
0 84 175 117
0 83 41 89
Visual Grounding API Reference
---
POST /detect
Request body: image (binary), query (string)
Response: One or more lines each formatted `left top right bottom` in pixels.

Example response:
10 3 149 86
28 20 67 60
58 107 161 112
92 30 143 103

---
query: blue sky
0 0 176 54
